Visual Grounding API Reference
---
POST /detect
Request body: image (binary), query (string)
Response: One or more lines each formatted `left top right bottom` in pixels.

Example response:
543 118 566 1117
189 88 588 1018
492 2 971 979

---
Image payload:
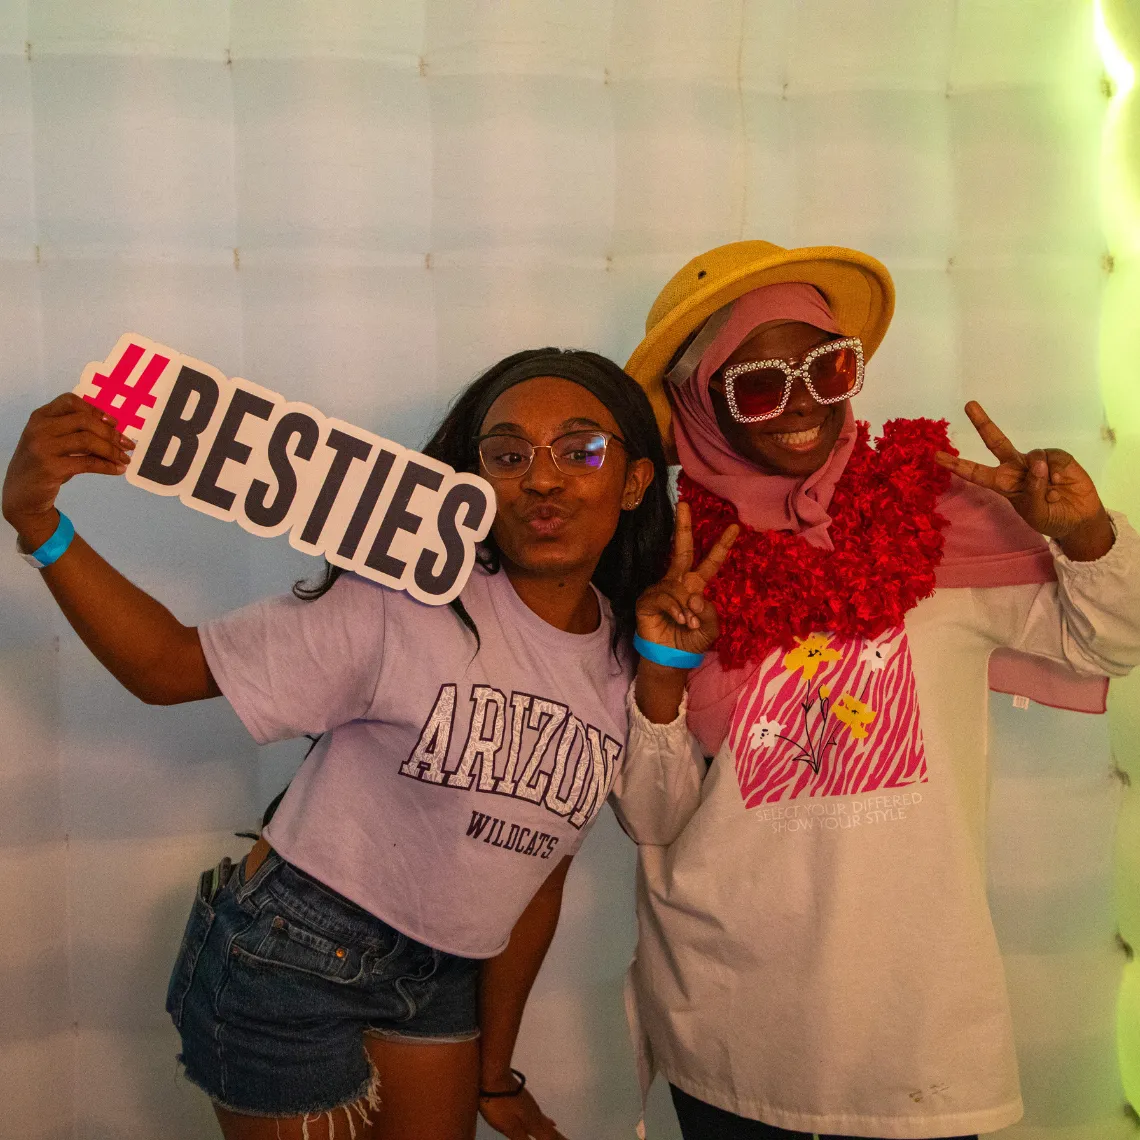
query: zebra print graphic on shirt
727 626 928 807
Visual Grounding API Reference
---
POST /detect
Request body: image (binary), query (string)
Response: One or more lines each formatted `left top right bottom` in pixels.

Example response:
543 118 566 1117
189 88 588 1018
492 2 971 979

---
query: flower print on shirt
729 626 927 807
783 633 843 682
858 634 896 672
832 692 877 740
746 717 783 750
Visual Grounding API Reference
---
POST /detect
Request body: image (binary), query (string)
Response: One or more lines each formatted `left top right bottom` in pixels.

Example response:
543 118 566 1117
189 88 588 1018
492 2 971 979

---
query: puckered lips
518 501 573 537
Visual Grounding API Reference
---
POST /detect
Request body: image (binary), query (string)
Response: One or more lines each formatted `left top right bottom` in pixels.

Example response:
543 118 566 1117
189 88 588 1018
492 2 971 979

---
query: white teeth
772 426 822 446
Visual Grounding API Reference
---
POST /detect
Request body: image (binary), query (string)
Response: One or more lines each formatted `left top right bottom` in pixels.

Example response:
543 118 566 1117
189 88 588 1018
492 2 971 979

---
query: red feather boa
681 418 955 671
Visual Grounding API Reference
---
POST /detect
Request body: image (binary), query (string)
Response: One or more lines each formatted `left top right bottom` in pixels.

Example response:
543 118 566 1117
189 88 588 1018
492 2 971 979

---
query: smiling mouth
769 424 825 451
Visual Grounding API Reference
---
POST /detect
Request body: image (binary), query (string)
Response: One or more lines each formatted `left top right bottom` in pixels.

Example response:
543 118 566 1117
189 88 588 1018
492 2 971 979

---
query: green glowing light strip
1097 0 1140 1115
1096 0 1135 98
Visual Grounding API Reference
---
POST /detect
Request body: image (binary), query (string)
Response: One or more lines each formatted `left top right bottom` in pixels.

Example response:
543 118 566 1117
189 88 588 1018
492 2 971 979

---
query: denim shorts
166 849 480 1117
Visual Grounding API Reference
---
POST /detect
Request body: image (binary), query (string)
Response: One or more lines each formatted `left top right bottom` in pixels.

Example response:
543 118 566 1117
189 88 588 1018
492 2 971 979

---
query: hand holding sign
4 335 496 605
2 392 136 550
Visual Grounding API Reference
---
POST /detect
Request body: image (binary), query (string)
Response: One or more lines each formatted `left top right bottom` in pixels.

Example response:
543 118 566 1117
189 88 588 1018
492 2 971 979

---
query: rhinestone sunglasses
719 337 864 423
477 429 625 479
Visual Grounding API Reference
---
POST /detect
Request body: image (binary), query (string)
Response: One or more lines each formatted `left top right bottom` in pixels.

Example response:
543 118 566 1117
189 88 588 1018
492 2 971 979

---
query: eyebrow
481 416 607 436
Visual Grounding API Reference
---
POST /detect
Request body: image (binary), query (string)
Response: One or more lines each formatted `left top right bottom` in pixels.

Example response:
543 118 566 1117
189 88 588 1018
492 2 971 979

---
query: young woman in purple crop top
3 347 735 1140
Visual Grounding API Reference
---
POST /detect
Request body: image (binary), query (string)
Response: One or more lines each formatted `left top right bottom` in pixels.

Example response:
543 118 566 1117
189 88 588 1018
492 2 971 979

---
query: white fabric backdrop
0 2 1129 1137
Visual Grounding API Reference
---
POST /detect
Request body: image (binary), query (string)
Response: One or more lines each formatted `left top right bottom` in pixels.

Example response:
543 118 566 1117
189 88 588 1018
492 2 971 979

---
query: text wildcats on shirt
399 684 622 829
465 811 561 860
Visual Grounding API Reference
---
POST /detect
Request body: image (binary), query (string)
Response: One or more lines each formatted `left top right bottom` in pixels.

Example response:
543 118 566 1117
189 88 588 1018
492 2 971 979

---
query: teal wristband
20 511 75 569
633 633 704 670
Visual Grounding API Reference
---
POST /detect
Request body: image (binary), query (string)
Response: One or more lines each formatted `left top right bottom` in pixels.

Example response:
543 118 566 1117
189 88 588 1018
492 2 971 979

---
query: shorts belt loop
235 837 277 902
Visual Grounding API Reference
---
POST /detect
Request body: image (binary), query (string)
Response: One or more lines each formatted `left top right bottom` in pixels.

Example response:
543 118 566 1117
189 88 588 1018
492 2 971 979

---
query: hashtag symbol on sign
82 341 171 434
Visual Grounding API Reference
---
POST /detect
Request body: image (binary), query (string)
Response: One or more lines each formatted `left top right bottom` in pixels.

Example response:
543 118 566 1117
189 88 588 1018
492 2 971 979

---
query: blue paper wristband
23 511 75 569
633 633 704 670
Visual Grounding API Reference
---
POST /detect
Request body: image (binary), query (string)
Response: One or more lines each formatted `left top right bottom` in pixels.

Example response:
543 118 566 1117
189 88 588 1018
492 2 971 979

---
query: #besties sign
74 335 496 606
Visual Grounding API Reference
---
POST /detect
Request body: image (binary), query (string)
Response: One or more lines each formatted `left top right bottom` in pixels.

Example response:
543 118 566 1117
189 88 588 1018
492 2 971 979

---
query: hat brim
625 245 895 452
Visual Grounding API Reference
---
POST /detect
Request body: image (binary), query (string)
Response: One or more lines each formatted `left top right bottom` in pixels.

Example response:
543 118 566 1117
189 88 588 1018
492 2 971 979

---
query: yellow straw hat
625 240 895 450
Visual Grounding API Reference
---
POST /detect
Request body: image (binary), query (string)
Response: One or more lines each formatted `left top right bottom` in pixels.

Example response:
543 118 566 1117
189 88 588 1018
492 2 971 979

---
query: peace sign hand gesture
636 502 739 657
935 401 1114 562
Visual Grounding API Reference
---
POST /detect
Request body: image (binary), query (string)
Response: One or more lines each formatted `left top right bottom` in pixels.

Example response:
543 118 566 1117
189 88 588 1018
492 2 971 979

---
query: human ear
621 457 655 510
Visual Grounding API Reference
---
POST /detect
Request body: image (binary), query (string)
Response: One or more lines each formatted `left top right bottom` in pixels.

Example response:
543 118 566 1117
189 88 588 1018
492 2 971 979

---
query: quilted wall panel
0 3 1128 1137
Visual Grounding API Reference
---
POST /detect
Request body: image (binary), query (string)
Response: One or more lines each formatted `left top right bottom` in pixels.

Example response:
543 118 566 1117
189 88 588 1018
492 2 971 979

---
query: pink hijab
675 285 1107 753
671 284 856 549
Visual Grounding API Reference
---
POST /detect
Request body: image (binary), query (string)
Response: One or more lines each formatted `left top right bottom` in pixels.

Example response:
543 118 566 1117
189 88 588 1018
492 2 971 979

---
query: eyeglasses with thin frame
719 337 864 424
477 429 626 480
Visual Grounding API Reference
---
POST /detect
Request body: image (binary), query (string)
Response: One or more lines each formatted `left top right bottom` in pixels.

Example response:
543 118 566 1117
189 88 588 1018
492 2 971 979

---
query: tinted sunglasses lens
479 436 532 476
732 368 788 418
809 346 859 400
553 431 607 472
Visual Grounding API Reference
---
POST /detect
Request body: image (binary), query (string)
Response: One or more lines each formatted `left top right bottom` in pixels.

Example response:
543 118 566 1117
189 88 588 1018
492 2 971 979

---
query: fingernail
116 463 127 473
1033 460 1047 477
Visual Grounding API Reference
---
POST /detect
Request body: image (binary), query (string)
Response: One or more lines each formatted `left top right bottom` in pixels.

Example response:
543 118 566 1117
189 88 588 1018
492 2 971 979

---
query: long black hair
294 347 673 655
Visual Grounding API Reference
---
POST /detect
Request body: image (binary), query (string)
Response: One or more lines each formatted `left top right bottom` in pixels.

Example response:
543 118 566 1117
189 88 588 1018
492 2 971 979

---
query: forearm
634 658 690 724
24 512 216 704
478 856 570 1091
5 395 215 704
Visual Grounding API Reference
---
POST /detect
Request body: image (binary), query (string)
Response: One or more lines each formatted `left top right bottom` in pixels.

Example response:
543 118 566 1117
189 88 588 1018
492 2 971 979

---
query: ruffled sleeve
1007 511 1140 677
609 682 706 846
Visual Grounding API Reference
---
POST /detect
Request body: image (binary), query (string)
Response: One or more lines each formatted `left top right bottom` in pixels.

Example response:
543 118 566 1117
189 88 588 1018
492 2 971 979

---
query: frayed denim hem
177 1056 382 1138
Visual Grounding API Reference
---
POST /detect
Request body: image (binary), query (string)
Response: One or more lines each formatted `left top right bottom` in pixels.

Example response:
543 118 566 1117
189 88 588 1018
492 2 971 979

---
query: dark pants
669 1085 978 1140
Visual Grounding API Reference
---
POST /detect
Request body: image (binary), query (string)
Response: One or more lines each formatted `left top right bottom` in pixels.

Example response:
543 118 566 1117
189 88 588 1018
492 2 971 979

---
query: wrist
479 1075 516 1094
633 633 705 670
479 1058 515 1090
635 659 689 726
637 656 694 682
1058 509 1114 562
13 508 61 554
479 1067 526 1098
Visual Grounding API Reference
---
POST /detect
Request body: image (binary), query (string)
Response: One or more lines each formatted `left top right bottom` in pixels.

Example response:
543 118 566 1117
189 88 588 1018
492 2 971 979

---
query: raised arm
606 505 736 846
936 400 1140 675
634 501 737 722
3 393 218 705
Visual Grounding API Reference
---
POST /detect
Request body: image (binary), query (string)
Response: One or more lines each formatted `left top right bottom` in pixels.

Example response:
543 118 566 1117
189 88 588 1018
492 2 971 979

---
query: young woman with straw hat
616 241 1140 1139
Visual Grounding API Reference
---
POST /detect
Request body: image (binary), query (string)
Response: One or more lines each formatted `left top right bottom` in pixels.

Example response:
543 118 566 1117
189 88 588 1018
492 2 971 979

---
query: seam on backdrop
736 0 748 239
